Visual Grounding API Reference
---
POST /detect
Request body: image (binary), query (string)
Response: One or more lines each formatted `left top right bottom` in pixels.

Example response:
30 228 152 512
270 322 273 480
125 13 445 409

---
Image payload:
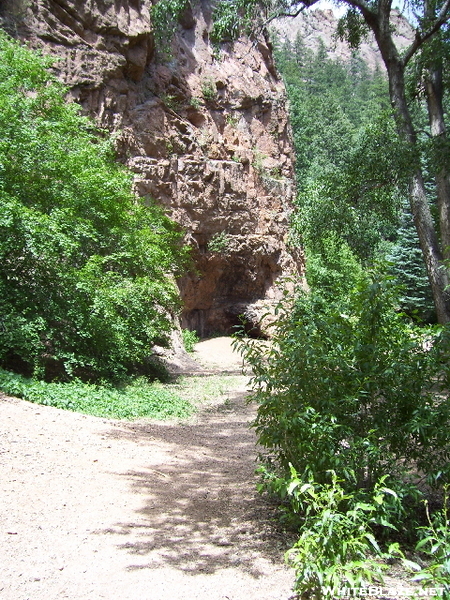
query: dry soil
0 338 295 600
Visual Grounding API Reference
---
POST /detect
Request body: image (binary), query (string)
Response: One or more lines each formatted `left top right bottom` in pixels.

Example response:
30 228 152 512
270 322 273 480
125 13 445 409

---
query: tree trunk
424 62 450 262
392 72 450 323
363 4 450 323
409 169 450 323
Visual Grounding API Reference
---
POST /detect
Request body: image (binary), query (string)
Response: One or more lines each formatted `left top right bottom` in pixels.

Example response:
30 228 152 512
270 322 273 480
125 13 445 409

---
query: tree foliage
244 276 450 492
210 0 273 44
272 11 448 322
0 32 188 381
151 0 190 56
214 0 450 322
386 207 436 321
275 36 427 310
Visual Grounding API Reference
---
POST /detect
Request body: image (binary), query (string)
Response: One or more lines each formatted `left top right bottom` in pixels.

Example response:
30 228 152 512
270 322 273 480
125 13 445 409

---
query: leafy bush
282 467 403 599
237 271 450 595
0 368 193 420
304 234 366 303
200 77 217 102
207 231 229 253
0 32 188 381
242 273 450 492
151 0 189 56
181 329 200 353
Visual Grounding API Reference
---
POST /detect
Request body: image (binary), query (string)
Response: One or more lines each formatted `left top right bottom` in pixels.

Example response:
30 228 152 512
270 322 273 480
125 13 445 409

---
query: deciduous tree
0 31 188 380
213 0 450 322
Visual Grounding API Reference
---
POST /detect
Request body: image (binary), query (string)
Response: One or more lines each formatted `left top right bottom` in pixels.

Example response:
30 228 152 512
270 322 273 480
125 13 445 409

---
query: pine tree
386 210 436 322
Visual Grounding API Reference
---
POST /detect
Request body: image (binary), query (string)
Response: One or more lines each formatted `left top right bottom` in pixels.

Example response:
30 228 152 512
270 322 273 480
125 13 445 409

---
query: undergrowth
0 368 193 420
236 272 450 599
0 368 245 421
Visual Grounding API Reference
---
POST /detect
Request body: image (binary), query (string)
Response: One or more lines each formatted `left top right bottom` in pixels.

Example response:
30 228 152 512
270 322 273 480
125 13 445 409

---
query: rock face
1 0 303 337
273 8 414 71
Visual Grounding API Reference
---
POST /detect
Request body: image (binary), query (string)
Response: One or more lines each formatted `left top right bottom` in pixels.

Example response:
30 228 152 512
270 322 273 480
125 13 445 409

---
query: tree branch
259 0 319 27
403 0 450 66
261 0 374 31
252 0 319 38
343 0 377 16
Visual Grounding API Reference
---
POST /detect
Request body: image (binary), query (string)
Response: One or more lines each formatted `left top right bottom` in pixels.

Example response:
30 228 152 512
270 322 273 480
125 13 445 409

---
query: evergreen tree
386 209 436 322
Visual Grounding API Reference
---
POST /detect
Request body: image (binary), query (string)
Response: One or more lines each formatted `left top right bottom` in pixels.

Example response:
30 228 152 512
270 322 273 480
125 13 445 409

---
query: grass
172 374 247 407
0 368 194 420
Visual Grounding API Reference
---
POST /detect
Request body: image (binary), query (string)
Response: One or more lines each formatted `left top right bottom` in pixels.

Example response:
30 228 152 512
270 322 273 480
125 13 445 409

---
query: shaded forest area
232 3 450 596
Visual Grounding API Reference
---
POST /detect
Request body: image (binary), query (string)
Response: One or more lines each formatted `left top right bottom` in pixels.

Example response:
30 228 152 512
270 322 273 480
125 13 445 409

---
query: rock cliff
273 7 414 70
0 0 303 337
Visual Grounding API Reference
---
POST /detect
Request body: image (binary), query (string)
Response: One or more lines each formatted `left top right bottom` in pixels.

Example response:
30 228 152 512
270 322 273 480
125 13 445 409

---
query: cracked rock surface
1 0 303 337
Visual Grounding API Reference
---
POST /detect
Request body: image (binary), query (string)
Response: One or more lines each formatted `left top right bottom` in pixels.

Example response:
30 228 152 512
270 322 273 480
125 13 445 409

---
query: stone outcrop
273 7 414 71
1 0 303 337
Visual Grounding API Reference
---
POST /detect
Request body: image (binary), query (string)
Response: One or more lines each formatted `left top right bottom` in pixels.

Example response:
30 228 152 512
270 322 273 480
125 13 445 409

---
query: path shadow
98 390 287 576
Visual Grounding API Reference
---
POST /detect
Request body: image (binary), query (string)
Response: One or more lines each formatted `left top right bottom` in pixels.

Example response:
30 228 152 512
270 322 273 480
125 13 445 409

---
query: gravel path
0 338 294 600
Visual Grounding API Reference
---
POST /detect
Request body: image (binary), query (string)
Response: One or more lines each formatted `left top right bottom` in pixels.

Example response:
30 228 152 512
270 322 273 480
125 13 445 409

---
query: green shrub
200 77 217 102
182 329 200 353
207 231 229 254
242 273 450 492
304 233 366 303
0 32 188 381
239 271 450 596
283 467 402 599
210 0 270 45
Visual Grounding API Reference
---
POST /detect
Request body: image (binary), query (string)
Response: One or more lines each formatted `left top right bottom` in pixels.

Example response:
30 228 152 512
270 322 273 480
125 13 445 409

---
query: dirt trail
0 338 294 600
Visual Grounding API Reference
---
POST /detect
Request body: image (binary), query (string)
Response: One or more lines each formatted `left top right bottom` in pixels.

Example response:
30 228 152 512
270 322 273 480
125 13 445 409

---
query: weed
226 114 239 127
165 139 175 156
201 77 217 102
189 96 201 110
207 231 229 254
269 466 403 599
161 93 181 111
151 0 189 59
252 147 267 173
268 166 284 180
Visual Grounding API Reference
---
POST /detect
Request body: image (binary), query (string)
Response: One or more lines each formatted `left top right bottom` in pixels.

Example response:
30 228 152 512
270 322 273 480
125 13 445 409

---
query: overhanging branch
259 0 318 28
403 0 450 66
